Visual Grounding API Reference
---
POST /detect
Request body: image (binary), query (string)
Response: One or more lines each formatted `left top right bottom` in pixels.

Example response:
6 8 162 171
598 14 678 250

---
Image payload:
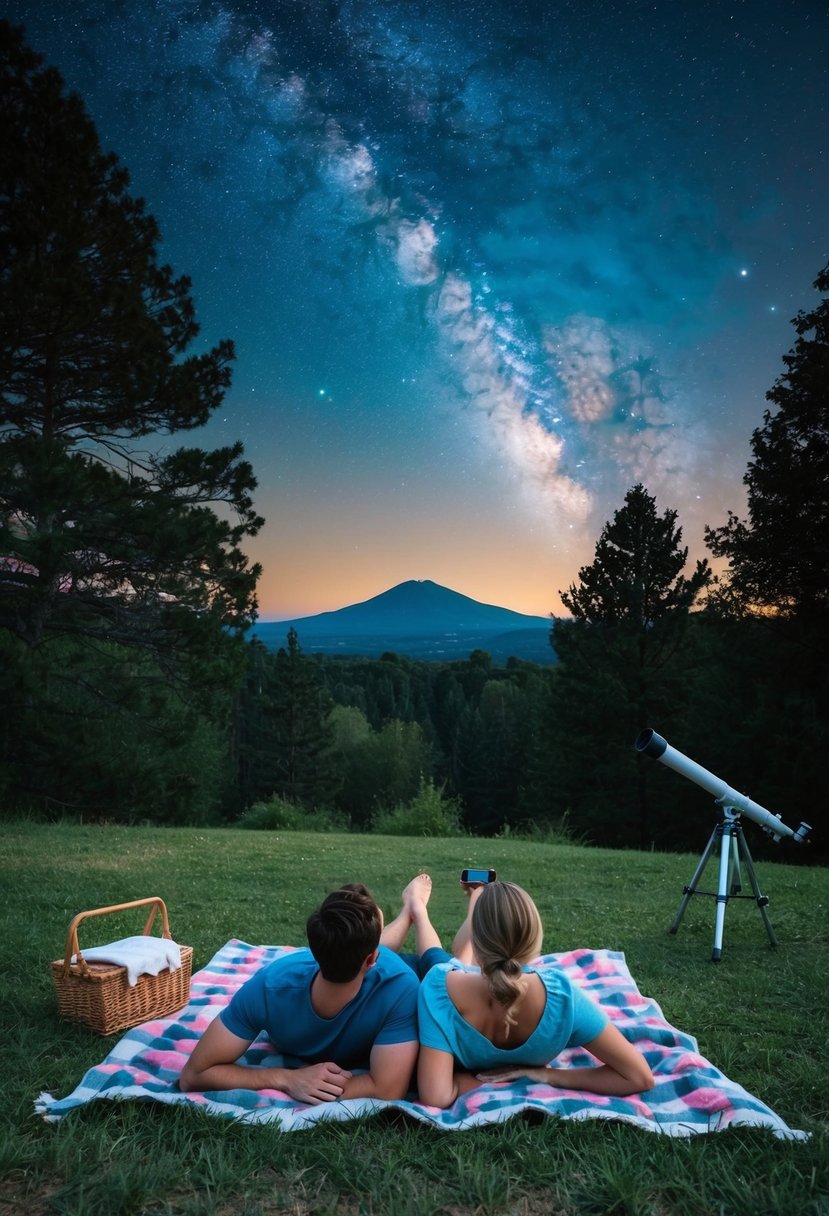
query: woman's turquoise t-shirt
417 963 607 1069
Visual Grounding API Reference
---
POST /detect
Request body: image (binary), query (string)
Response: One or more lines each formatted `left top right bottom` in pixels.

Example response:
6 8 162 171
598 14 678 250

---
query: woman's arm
417 1045 480 1108
478 1024 654 1096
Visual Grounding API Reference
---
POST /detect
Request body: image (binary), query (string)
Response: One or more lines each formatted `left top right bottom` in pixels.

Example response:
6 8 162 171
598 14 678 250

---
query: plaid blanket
36 939 806 1137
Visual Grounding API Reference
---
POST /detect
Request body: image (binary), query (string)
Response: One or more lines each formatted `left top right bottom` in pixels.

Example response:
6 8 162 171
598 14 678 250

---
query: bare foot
403 872 432 912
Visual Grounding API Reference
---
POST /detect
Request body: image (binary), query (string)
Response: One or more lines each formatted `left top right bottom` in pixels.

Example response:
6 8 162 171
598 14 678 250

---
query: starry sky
8 0 828 619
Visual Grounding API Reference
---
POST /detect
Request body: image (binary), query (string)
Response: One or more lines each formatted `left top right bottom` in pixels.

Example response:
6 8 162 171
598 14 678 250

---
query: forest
1 22 827 861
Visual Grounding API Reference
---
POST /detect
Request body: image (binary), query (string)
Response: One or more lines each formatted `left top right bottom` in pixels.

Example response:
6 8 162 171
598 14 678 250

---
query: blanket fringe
35 1092 61 1122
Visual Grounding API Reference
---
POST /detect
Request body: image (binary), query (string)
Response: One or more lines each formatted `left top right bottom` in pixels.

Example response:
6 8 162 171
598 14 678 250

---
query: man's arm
180 1014 352 1105
339 1040 419 1101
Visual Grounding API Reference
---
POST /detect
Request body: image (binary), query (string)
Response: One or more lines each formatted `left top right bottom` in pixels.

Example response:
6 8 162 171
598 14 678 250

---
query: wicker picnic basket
51 897 193 1035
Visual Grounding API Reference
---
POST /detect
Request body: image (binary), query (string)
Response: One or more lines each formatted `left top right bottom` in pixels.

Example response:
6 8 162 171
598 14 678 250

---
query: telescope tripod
670 807 777 962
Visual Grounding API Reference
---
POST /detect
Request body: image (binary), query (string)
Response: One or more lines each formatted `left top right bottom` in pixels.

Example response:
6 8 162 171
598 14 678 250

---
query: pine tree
0 22 262 647
561 484 710 627
705 262 829 624
266 630 336 808
0 23 262 815
704 264 829 851
547 485 711 847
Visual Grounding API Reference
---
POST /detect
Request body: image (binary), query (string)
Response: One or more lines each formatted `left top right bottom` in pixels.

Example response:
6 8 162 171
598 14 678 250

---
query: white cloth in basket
72 936 182 987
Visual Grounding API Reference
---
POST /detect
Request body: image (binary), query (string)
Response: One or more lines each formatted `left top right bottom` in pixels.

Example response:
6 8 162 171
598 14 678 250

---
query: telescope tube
635 728 806 842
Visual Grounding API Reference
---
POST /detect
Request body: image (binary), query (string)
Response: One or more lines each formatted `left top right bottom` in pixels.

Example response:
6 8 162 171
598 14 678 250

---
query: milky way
7 0 828 616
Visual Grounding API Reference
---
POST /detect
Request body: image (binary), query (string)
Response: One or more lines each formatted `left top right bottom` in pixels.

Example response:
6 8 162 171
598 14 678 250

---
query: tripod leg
670 824 719 935
712 823 733 962
737 830 778 948
728 831 743 896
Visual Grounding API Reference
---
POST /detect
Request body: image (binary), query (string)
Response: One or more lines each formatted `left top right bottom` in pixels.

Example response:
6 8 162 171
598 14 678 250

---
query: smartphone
461 868 497 884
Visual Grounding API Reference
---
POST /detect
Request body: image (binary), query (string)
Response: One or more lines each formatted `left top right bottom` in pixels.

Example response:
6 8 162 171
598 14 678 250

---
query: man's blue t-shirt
220 946 419 1068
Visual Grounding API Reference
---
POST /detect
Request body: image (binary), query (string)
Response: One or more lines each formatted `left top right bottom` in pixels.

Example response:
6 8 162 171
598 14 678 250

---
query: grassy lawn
1 821 827 1215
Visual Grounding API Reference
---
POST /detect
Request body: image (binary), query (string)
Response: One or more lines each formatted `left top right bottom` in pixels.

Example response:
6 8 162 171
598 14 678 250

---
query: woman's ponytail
471 882 544 1040
481 956 527 1037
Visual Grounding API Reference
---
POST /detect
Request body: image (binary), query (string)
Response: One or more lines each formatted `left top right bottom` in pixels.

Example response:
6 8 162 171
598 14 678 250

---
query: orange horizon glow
247 486 727 623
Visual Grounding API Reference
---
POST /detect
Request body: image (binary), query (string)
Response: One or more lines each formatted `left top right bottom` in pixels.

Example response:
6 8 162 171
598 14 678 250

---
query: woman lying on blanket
398 877 654 1109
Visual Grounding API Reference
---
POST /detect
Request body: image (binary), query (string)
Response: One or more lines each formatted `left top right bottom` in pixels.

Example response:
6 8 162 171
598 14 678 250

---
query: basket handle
61 897 174 977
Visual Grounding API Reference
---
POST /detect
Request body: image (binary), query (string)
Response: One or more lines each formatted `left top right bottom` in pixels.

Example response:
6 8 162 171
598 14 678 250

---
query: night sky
8 0 828 619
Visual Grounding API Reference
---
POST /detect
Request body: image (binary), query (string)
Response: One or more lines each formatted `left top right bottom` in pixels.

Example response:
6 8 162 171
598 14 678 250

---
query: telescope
636 729 811 843
635 728 811 961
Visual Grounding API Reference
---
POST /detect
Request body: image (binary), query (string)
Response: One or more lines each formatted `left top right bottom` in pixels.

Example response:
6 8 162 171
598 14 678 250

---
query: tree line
231 477 825 860
1 23 826 859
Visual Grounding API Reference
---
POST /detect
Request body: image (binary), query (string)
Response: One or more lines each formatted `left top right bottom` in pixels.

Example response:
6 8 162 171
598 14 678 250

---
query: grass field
1 821 827 1215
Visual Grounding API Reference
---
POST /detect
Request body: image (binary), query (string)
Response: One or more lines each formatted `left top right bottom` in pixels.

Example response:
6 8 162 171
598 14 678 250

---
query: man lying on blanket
181 879 434 1105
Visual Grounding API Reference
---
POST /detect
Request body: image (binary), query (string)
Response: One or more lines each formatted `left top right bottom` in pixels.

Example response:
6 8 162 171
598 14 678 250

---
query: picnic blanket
36 939 807 1138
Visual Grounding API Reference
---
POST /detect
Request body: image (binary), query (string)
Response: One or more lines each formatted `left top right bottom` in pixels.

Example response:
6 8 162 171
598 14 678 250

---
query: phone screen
462 868 495 884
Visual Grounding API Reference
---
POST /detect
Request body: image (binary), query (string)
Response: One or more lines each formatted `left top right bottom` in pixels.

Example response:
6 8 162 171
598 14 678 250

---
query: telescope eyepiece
794 822 812 844
635 728 667 760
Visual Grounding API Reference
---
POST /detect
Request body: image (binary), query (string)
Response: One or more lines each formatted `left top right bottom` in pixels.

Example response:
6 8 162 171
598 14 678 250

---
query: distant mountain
267 579 550 636
251 579 555 664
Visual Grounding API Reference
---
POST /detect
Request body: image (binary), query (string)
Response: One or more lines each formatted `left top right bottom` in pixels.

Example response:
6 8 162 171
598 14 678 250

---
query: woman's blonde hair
471 881 544 1038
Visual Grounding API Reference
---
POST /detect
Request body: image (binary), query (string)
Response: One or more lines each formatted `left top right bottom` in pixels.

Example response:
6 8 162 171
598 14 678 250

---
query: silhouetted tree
704 264 829 852
562 484 710 627
0 23 262 815
705 262 829 626
546 485 711 847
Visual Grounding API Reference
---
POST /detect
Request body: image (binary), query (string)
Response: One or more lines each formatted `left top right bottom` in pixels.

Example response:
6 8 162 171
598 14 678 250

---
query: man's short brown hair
306 883 382 982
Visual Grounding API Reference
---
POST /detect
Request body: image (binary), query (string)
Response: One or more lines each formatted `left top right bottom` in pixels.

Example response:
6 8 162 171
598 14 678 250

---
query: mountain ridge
251 579 555 663
263 579 550 635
